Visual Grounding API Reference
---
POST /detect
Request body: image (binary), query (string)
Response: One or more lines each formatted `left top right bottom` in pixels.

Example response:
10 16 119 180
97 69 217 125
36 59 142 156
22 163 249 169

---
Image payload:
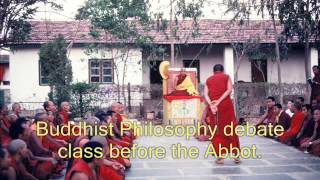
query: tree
71 82 96 117
76 0 154 106
225 0 287 104
39 35 73 107
0 0 61 49
278 0 320 102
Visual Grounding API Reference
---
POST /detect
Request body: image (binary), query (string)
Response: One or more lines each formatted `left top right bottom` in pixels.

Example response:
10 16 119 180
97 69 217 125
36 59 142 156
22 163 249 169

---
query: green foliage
278 0 320 44
70 82 96 117
76 0 151 41
246 42 289 61
39 35 73 106
0 0 61 49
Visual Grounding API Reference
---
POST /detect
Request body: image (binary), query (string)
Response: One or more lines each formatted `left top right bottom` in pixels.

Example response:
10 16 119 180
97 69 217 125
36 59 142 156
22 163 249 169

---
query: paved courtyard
126 135 320 180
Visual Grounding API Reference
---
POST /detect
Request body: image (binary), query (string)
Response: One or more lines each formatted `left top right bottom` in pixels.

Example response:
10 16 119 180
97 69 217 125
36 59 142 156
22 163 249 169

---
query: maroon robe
206 72 240 156
169 73 189 96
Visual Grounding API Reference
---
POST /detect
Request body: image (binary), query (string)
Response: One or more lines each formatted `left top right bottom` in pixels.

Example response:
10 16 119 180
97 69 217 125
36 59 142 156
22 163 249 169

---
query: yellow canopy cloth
175 75 198 96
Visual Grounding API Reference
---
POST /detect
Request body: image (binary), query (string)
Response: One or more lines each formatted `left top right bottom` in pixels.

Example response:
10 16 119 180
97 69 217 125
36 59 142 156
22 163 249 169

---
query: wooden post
128 83 132 113
170 0 175 67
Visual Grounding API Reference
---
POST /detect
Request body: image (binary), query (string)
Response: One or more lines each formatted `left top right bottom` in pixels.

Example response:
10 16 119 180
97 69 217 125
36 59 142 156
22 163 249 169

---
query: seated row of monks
0 101 135 180
255 96 320 156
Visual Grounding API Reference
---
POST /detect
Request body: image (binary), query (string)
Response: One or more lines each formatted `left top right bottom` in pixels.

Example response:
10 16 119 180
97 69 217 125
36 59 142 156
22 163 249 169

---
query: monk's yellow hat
159 61 170 79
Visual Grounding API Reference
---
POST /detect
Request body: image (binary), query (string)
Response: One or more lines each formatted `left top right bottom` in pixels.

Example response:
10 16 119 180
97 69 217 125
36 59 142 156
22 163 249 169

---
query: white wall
175 45 224 83
10 49 50 106
237 48 307 83
172 45 308 84
10 46 143 109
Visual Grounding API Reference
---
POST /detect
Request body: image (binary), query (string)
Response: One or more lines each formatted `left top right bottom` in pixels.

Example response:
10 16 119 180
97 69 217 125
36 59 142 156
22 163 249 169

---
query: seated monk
169 69 198 96
113 103 136 140
95 114 131 169
0 145 16 180
31 112 67 153
105 108 133 146
59 101 71 125
299 106 320 156
274 103 291 132
8 139 37 180
95 111 131 148
90 136 125 180
66 136 90 173
9 118 63 179
279 102 305 144
0 104 12 148
65 141 104 180
256 96 277 126
292 104 314 147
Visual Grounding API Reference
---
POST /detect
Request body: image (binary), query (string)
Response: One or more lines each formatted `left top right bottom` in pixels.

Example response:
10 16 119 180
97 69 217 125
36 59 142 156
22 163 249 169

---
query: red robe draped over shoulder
206 72 240 156
279 111 305 144
65 159 96 180
0 117 11 147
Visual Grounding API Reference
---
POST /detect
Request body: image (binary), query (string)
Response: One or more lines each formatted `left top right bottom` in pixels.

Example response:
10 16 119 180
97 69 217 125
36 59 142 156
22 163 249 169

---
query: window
39 61 49 85
89 59 113 83
251 59 267 82
183 59 200 82
150 60 162 84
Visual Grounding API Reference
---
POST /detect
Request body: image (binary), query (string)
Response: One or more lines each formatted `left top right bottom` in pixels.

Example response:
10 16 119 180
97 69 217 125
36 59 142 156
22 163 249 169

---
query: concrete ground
126 135 320 180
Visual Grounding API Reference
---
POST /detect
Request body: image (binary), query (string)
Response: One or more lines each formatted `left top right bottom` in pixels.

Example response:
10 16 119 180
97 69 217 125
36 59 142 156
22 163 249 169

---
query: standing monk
309 65 320 102
204 64 240 164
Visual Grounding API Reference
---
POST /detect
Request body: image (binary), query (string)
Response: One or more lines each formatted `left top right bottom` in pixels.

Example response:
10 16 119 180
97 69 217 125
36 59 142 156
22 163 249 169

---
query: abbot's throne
159 61 205 125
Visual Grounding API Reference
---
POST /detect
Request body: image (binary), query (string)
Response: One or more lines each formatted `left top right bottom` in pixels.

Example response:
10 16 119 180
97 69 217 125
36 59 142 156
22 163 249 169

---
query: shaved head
79 138 89 148
111 102 121 113
90 136 108 147
8 139 27 155
60 101 70 112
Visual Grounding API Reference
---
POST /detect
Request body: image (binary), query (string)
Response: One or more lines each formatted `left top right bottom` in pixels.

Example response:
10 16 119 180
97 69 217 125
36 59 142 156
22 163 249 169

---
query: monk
59 101 71 124
274 103 291 132
65 141 104 180
8 102 22 121
285 100 294 117
9 117 63 179
0 104 11 147
204 64 240 164
309 65 320 102
279 101 305 144
90 136 125 180
169 69 198 96
0 145 15 180
300 106 320 156
195 108 210 141
256 96 277 126
8 139 37 180
43 101 63 126
94 110 131 149
31 112 67 153
111 104 133 145
293 105 315 147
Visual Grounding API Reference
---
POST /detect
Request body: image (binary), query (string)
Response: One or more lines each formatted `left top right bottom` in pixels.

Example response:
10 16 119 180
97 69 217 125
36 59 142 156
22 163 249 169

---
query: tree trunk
304 0 311 103
271 7 284 104
233 46 243 118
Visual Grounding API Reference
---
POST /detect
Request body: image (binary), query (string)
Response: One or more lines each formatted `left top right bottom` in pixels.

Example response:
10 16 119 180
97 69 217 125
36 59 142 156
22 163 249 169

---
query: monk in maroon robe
309 66 320 102
59 101 71 124
279 102 305 144
300 106 320 156
204 64 240 164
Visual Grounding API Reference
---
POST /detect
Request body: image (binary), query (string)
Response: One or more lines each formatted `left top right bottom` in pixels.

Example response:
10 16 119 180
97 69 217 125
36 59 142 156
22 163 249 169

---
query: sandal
234 158 241 164
215 158 224 164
